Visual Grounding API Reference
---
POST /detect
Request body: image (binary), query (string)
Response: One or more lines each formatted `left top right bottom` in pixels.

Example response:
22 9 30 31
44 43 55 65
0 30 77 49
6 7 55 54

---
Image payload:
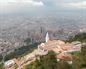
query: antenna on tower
45 32 49 43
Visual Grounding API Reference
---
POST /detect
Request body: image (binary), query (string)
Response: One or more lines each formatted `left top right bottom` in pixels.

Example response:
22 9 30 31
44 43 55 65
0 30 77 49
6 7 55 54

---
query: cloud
0 0 44 6
0 0 86 14
0 0 44 13
19 0 44 6
64 1 86 8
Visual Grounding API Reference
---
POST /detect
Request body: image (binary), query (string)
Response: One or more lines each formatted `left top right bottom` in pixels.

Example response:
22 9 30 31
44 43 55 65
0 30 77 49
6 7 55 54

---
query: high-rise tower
45 32 49 43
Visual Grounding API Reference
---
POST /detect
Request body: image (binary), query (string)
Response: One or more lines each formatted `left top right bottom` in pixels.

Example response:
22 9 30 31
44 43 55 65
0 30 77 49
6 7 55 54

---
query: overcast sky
0 0 86 15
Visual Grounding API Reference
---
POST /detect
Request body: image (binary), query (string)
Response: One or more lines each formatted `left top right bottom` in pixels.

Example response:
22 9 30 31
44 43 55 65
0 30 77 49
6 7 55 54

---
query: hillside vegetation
67 33 86 42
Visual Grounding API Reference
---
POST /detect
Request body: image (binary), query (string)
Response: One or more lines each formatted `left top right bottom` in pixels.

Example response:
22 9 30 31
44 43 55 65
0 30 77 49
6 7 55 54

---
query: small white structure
4 59 15 68
66 61 73 65
57 59 60 62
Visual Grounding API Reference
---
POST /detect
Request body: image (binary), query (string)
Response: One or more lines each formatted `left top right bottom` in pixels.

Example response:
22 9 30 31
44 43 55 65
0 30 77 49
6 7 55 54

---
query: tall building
45 32 49 43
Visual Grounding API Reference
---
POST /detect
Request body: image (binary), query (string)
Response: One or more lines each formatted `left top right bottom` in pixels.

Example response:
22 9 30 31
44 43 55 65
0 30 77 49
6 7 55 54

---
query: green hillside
67 33 86 42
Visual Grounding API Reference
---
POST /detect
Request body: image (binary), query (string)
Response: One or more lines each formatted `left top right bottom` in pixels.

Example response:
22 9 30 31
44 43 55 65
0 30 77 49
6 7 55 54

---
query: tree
0 63 4 69
81 45 86 68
